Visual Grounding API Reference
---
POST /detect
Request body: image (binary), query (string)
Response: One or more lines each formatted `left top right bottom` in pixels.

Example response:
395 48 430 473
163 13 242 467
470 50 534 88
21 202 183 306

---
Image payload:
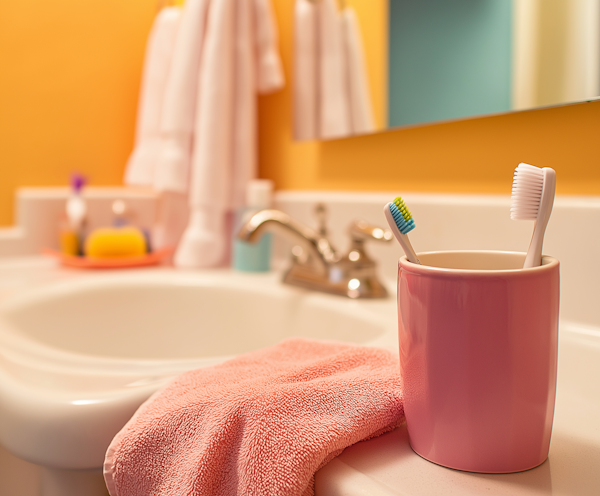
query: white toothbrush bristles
511 163 543 221
510 163 556 268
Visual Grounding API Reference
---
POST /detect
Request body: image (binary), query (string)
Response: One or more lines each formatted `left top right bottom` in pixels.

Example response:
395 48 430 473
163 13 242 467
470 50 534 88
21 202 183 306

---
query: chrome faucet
237 205 393 298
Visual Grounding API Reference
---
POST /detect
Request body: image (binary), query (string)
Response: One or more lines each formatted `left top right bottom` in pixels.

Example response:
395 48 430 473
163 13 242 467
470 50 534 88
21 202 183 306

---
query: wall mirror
292 0 600 141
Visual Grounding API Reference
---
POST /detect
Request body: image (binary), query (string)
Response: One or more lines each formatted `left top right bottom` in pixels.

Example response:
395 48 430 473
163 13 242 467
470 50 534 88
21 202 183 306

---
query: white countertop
316 325 600 496
1 256 599 496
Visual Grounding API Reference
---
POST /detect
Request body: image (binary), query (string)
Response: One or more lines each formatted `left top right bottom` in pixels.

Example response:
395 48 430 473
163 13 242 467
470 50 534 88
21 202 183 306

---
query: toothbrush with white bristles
510 163 556 268
384 197 421 264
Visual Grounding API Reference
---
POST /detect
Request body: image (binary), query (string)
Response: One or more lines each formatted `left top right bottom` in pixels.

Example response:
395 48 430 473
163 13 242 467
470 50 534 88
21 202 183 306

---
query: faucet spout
237 209 336 275
237 208 390 298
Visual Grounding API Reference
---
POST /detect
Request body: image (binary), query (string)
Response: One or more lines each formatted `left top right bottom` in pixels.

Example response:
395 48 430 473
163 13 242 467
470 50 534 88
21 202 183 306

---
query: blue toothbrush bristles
389 202 415 235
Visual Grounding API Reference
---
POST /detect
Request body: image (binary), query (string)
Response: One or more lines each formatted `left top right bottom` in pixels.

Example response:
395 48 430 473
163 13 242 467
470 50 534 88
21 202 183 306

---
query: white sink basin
1 273 388 362
0 268 397 472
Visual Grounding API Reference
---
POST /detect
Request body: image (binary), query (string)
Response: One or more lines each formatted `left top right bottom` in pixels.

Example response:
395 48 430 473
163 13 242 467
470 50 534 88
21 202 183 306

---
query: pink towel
103 338 404 496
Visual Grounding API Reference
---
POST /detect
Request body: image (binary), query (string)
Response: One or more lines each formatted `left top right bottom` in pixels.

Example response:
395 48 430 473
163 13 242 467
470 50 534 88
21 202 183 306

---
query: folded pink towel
104 338 404 496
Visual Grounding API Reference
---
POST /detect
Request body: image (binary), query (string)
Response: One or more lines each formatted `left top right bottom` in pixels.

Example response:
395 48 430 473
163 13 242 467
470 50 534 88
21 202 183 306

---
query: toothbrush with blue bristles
384 197 421 264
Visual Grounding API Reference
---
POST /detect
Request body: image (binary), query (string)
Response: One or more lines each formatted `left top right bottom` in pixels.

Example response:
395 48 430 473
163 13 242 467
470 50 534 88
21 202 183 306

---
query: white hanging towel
123 7 181 186
151 190 190 252
254 0 286 95
148 0 211 251
293 0 319 141
153 0 211 194
174 0 284 268
318 0 351 140
342 8 376 135
231 0 284 206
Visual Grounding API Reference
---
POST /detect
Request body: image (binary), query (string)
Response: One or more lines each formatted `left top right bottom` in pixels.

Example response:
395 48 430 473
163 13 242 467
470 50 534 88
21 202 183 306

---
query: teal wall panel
388 0 513 127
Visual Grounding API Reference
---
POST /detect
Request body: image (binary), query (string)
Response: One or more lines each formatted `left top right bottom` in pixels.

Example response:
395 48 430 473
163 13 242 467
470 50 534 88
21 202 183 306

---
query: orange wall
0 0 155 226
1 0 598 226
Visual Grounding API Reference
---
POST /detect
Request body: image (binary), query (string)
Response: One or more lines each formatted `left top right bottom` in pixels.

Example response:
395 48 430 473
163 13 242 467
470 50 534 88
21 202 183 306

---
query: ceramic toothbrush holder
397 250 559 473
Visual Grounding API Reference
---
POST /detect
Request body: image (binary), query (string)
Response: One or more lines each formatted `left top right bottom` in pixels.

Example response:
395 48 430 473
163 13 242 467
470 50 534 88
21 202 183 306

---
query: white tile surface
275 191 600 328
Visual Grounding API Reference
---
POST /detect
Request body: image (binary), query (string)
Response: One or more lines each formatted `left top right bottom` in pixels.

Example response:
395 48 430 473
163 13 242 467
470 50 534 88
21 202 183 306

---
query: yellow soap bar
84 227 147 258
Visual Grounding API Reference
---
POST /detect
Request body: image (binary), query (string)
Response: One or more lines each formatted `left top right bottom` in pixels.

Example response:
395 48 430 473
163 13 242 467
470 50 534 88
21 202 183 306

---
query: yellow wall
0 0 598 226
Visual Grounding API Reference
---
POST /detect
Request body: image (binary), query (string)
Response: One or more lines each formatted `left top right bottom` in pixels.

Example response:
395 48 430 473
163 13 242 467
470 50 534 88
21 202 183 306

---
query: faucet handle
314 203 328 238
343 219 392 268
336 219 391 298
348 219 393 243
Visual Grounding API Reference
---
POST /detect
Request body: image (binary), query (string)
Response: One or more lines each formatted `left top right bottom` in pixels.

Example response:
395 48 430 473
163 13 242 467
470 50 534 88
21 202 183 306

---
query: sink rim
0 267 398 469
0 269 397 378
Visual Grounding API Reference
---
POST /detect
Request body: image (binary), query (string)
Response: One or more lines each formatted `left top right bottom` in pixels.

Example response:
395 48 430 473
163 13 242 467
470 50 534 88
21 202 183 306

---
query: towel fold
153 0 211 194
342 8 376 135
151 190 189 251
173 0 236 268
293 1 376 141
293 0 319 141
124 0 283 261
174 0 284 269
318 0 351 140
103 338 404 496
254 0 286 95
124 7 181 186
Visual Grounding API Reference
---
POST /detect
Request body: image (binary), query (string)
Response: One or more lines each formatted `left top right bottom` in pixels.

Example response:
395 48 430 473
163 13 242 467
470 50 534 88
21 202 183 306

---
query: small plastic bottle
63 174 87 256
232 180 273 272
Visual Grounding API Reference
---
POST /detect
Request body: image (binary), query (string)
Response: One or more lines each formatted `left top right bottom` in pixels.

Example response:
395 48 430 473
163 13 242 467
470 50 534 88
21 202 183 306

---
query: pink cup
398 251 559 473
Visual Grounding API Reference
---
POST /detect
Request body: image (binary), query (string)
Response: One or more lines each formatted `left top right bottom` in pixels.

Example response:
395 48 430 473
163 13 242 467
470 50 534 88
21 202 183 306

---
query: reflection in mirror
293 0 600 141
293 0 380 141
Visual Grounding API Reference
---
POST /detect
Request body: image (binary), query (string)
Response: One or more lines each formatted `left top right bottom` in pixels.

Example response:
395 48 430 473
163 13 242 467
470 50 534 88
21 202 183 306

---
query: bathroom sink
0 267 397 471
1 191 599 496
1 271 389 361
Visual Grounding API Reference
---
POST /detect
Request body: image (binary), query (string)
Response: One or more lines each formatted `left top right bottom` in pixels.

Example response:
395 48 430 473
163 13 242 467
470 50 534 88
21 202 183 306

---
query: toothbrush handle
523 168 556 269
398 232 421 264
524 220 545 268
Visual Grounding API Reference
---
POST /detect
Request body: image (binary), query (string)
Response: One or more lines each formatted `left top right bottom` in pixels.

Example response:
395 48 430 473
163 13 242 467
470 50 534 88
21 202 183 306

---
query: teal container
232 233 272 272
232 179 274 272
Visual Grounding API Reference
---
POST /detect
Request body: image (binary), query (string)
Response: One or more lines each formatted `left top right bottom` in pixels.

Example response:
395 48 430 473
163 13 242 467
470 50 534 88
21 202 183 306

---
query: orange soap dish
43 248 173 269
